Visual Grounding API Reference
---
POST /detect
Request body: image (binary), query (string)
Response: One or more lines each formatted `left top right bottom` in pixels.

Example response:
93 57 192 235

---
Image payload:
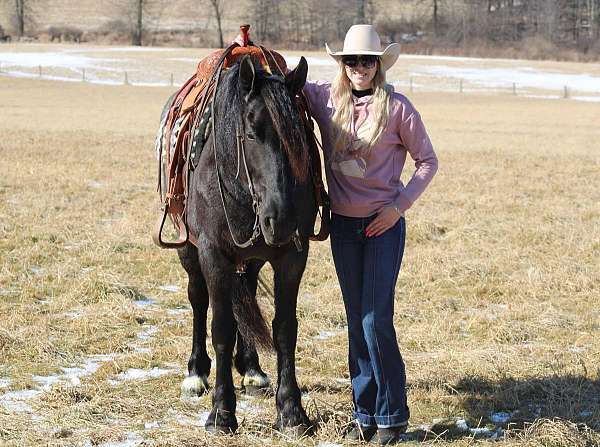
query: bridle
209 46 302 251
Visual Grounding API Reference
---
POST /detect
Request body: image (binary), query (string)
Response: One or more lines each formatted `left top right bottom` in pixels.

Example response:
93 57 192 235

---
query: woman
303 25 438 444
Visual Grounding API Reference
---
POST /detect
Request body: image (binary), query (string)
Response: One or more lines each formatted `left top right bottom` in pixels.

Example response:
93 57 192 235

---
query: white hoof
181 375 209 397
242 373 270 388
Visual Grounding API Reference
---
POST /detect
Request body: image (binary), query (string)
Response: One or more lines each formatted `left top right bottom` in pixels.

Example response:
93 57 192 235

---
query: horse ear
239 55 256 99
285 56 308 96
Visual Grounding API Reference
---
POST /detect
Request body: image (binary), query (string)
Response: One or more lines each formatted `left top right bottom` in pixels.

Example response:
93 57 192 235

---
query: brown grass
0 60 599 447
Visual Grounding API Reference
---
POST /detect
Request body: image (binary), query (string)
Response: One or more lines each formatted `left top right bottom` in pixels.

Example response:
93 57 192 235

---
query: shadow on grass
454 374 600 430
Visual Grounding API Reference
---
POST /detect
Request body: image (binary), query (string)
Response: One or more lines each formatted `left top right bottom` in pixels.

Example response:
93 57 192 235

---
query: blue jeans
330 213 409 428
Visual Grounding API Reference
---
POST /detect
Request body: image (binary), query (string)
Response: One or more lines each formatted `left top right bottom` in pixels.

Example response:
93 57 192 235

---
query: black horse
163 56 316 433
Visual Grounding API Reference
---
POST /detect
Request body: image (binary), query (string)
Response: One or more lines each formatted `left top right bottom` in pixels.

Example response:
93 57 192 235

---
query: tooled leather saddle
153 25 330 249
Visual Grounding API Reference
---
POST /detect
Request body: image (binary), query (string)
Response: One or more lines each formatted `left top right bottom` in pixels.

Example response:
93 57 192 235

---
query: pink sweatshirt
304 80 438 218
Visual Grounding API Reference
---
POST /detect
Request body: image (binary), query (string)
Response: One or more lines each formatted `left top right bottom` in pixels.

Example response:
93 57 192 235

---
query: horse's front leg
202 252 238 433
272 252 311 433
234 261 270 393
178 244 211 397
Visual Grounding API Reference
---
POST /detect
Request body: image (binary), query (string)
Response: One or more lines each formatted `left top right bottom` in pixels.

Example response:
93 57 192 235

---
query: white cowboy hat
326 24 400 72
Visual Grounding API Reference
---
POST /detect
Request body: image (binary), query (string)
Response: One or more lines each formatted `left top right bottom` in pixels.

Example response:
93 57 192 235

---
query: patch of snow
335 377 349 384
29 266 46 275
62 311 84 318
88 180 104 189
97 432 144 447
137 325 158 342
316 443 343 447
198 411 211 426
0 378 10 388
167 307 188 315
144 421 160 429
0 52 121 68
313 329 343 340
456 418 469 431
0 389 41 413
414 65 600 93
470 427 493 437
133 297 156 308
158 285 180 293
109 367 177 384
32 374 62 390
491 411 512 424
0 288 18 296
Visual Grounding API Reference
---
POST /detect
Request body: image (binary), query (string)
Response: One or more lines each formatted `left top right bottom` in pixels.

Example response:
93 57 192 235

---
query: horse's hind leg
178 243 211 397
234 261 270 393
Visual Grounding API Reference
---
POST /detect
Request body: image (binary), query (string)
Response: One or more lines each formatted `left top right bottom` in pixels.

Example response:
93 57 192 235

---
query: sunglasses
341 55 379 69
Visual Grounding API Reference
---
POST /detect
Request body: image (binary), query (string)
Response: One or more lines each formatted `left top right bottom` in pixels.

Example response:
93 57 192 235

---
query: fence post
39 65 42 77
563 85 569 99
82 68 86 82
409 78 413 93
170 73 174 86
459 79 463 93
124 71 129 85
512 83 516 95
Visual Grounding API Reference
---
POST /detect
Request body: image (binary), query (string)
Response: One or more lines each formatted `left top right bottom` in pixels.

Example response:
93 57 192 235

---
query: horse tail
231 273 273 351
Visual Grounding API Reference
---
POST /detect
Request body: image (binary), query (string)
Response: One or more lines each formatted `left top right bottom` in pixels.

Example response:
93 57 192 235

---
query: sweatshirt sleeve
302 80 331 125
395 105 438 213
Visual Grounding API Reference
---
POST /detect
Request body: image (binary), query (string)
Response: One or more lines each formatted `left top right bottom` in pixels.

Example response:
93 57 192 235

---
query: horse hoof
181 375 209 398
241 371 271 395
205 410 238 434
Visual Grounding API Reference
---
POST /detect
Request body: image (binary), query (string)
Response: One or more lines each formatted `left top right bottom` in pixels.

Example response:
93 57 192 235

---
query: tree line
2 0 599 59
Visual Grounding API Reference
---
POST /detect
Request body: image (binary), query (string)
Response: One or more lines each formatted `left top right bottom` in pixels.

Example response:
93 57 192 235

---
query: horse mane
214 63 310 181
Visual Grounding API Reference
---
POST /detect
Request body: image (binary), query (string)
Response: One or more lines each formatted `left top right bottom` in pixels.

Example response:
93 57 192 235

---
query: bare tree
206 0 225 48
132 0 143 46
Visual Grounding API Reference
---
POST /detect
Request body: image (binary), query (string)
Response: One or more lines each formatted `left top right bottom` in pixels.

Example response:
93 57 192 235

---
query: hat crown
343 24 382 53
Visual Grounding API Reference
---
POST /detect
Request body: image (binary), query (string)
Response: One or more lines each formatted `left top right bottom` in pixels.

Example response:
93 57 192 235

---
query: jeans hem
353 412 377 427
374 415 409 427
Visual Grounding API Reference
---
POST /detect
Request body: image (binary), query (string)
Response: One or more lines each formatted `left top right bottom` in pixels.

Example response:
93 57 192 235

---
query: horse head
236 55 309 247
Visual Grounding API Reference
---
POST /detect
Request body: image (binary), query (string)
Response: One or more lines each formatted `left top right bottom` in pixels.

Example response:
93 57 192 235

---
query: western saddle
153 25 330 249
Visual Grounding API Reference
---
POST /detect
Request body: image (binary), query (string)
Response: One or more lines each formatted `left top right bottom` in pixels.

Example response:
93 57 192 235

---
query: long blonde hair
330 60 394 155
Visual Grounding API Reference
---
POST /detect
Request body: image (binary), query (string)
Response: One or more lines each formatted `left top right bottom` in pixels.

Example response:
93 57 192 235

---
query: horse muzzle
261 216 298 247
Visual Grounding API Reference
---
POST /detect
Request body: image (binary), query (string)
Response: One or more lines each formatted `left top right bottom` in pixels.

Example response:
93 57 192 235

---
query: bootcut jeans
330 212 410 428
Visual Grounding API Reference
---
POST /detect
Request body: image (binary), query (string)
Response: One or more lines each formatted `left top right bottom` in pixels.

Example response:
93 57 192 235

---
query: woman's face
342 55 378 90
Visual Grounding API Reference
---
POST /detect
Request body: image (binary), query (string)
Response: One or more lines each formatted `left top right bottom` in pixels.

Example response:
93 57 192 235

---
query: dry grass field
1 58 599 446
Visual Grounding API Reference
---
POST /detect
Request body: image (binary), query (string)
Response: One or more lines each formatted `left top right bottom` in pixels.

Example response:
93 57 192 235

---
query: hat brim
325 42 400 71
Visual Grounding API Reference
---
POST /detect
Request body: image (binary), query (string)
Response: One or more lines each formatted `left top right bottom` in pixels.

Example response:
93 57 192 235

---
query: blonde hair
330 60 394 155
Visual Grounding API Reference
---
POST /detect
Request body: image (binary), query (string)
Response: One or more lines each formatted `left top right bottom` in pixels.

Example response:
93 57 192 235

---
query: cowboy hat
326 24 400 72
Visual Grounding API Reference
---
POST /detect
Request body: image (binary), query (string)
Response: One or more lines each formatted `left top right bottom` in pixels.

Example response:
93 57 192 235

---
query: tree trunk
132 0 143 46
15 0 25 37
433 0 439 37
210 0 224 48
356 0 366 23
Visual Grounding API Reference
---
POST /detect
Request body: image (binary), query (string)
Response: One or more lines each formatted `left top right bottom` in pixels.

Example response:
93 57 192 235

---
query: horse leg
272 254 311 433
178 244 211 397
202 252 238 433
234 261 270 393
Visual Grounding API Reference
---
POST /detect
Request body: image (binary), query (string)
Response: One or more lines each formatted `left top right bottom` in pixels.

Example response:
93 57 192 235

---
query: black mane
214 63 309 181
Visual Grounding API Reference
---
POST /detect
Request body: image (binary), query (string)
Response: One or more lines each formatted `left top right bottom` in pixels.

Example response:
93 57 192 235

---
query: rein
211 46 263 249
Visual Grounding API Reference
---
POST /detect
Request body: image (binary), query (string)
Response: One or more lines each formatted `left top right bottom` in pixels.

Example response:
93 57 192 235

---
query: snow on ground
109 367 178 385
1 47 598 100
416 65 600 92
158 284 180 293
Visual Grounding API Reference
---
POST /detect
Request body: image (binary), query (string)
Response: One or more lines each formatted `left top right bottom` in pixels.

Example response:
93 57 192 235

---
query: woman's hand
365 206 402 237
